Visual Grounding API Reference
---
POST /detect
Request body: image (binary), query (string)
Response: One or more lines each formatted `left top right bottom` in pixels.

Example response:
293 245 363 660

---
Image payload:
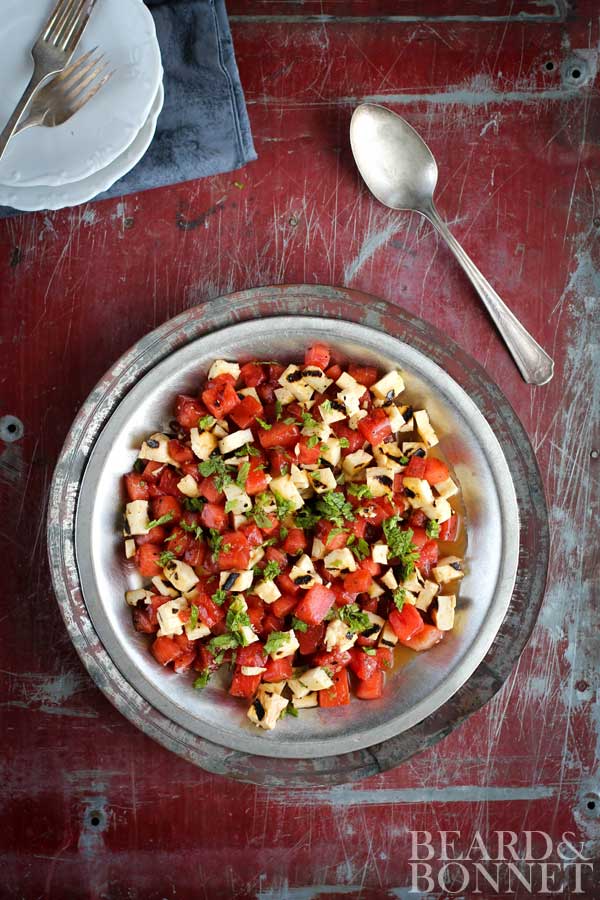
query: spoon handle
423 202 554 385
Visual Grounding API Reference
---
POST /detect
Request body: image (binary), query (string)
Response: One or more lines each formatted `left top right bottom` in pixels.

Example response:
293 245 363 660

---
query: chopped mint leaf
158 550 175 567
363 648 377 656
316 491 354 527
273 492 295 521
349 537 369 561
339 603 371 634
234 442 260 457
180 520 203 541
392 587 406 611
146 512 174 530
275 400 283 421
198 455 234 491
307 435 319 448
226 597 251 634
256 417 272 430
189 604 199 629
347 483 372 500
264 631 291 655
261 560 281 581
193 671 210 689
183 496 205 512
291 616 308 633
338 437 350 448
236 461 250 487
207 528 223 558
198 415 216 430
211 588 228 606
383 517 420 578
426 519 440 539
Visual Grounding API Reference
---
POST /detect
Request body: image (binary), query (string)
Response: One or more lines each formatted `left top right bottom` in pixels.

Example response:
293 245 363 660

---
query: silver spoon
350 103 554 386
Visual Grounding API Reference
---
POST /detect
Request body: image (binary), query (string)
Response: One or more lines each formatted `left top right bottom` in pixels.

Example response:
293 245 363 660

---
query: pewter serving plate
49 286 548 784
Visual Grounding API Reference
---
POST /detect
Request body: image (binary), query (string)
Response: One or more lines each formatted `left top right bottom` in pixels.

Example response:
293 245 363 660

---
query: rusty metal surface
0 0 598 896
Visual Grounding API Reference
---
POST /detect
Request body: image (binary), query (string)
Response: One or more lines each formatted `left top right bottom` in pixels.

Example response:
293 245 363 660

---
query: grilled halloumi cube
348 409 368 429
415 579 439 611
208 359 240 381
368 580 385 598
269 475 304 511
289 554 321 589
324 547 356 573
380 568 398 590
372 543 388 565
435 476 459 500
342 449 372 478
362 612 385 642
309 467 337 493
402 570 424 594
290 463 311 492
241 665 267 676
185 619 211 640
414 409 439 448
299 667 334 692
212 419 229 439
254 579 282 604
278 365 314 403
139 432 176 465
292 692 318 708
152 576 179 597
319 437 342 467
219 569 254 592
177 474 201 498
336 374 365 417
247 689 288 730
402 442 428 458
432 557 464 585
366 466 395 497
403 476 434 507
124 538 137 559
301 419 331 442
420 497 453 524
302 367 332 393
269 629 300 660
319 399 347 426
157 598 187 637
274 386 295 406
379 621 399 647
223 483 252 514
287 676 312 699
433 594 456 630
125 500 150 536
373 446 405 473
163 559 200 593
372 370 405 403
219 428 255 455
239 386 260 402
325 618 357 653
125 588 153 606
311 537 326 560
385 404 406 433
190 428 218 461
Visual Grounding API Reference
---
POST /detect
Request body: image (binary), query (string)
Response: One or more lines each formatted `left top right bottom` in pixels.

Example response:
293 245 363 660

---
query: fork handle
422 201 554 385
0 70 50 162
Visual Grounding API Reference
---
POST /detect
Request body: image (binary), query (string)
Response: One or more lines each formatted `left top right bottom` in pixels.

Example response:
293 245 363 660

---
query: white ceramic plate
0 0 162 188
0 80 163 212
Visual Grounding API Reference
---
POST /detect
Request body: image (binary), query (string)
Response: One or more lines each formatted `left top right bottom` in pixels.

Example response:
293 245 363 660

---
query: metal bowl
48 286 548 785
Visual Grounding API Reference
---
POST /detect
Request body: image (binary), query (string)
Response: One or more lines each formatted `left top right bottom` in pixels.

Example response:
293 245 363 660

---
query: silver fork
14 49 111 134
0 0 98 161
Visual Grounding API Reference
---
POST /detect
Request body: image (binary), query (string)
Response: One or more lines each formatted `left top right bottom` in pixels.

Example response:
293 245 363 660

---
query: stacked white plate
0 0 164 212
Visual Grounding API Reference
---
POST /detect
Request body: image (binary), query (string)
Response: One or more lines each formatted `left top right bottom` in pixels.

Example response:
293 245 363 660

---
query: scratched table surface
1 1 598 898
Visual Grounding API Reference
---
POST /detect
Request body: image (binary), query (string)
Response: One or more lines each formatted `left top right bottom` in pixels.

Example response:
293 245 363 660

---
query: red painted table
1 2 598 897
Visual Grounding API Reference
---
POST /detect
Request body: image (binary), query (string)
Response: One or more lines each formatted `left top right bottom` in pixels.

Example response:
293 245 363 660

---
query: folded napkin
0 0 256 216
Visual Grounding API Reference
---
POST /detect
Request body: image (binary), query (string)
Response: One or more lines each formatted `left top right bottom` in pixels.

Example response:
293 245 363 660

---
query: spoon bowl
349 103 554 386
350 103 438 212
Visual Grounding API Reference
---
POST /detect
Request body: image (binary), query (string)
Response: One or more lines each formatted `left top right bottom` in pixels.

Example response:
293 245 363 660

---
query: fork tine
45 0 79 43
54 0 86 50
63 56 106 99
69 70 113 115
63 0 98 56
41 0 73 41
56 48 101 88
64 60 108 105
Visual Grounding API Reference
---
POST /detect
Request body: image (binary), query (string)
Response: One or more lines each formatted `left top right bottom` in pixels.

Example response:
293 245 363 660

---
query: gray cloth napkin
0 0 256 216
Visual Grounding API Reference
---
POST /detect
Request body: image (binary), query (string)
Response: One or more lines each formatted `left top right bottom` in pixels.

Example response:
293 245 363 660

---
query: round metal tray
48 285 549 785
